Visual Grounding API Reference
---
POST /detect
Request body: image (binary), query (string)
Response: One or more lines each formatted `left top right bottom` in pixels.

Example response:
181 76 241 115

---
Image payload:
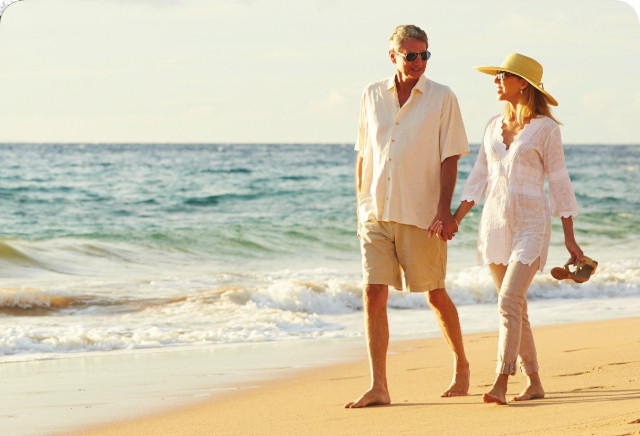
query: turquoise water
1 144 356 263
1 143 639 359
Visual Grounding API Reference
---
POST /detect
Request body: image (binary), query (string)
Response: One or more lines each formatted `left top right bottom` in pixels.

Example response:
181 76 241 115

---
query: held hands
428 212 458 241
431 201 472 240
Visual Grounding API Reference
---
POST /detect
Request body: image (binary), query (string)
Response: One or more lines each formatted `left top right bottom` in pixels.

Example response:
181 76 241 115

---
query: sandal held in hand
550 256 598 283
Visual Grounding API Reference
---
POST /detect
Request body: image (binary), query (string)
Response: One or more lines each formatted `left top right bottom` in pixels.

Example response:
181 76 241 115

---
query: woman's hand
561 216 584 265
428 219 445 239
565 239 585 265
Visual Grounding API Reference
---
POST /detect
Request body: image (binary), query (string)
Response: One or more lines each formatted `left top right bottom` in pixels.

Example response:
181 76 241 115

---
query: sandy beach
60 317 640 436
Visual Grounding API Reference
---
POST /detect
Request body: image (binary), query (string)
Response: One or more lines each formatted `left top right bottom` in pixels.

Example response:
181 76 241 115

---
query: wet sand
66 317 640 436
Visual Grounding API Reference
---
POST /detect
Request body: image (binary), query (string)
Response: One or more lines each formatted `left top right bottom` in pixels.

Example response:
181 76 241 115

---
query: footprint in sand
569 386 607 392
557 371 590 377
330 376 363 381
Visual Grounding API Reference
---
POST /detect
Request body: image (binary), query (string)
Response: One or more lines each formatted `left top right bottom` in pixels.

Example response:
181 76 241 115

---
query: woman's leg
513 295 545 401
484 263 509 404
517 297 538 374
484 260 540 404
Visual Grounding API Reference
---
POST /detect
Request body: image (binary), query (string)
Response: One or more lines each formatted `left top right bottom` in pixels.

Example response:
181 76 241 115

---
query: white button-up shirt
355 75 470 230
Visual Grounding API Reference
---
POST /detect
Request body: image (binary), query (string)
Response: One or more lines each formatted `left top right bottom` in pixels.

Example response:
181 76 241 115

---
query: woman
434 53 584 405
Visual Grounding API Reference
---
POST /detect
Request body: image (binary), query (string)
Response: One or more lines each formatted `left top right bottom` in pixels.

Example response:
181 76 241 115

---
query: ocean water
1 143 639 362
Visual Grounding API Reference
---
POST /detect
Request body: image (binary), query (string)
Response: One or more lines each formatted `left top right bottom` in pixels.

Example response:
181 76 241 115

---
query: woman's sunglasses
395 50 431 62
496 71 518 81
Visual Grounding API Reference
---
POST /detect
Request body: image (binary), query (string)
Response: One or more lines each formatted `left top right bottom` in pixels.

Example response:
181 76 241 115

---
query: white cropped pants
489 259 540 376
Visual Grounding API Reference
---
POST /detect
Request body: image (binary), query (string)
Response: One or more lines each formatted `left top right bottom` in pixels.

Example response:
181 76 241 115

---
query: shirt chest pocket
393 113 440 160
371 108 396 146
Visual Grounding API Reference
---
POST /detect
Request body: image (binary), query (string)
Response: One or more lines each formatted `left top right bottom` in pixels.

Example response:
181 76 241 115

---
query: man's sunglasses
395 50 431 62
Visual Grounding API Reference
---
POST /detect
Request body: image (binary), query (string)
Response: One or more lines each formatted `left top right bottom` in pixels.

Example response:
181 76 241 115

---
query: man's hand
429 212 458 241
430 155 461 241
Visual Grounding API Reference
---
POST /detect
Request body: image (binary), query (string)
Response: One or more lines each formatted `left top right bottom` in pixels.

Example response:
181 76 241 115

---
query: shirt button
395 122 399 125
391 139 395 142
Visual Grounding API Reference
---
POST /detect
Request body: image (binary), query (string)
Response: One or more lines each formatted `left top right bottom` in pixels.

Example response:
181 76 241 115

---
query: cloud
89 0 189 7
582 87 619 115
259 49 303 60
580 87 640 143
307 87 360 118
180 106 217 118
315 90 348 109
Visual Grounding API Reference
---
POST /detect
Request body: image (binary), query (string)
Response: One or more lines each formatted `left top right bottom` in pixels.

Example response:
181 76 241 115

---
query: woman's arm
453 200 475 225
429 200 475 238
561 216 585 264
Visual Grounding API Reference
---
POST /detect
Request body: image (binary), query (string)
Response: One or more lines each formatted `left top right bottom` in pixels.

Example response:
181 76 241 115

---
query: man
345 24 470 408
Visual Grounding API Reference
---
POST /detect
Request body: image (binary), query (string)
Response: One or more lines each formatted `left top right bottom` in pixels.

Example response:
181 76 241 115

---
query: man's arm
429 155 460 240
355 155 363 235
356 155 363 196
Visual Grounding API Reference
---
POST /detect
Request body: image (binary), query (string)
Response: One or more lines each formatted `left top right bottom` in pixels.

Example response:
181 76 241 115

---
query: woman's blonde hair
388 25 428 52
505 83 560 125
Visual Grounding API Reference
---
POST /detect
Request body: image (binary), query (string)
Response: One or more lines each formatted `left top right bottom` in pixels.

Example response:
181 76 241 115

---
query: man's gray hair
388 24 429 51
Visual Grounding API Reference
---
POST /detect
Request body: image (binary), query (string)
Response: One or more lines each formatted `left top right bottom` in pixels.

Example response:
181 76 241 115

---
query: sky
0 0 638 144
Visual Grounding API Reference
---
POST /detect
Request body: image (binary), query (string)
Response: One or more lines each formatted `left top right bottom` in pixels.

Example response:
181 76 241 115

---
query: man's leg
426 288 470 397
345 284 391 408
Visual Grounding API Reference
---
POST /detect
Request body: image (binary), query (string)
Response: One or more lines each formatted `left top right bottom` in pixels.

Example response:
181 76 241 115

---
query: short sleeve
461 140 489 204
544 125 578 217
354 91 367 157
439 89 470 161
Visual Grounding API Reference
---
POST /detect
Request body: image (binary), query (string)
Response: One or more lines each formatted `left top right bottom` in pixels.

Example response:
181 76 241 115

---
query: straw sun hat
474 53 558 106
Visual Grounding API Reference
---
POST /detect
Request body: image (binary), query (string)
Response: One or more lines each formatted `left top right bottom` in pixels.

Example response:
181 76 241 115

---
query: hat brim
473 65 558 106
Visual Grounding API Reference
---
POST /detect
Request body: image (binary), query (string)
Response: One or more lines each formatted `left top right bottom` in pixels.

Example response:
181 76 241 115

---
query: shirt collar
387 74 428 93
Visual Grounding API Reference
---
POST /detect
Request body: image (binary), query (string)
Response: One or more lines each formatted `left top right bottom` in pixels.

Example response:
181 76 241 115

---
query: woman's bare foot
441 367 470 397
345 387 391 408
482 374 508 405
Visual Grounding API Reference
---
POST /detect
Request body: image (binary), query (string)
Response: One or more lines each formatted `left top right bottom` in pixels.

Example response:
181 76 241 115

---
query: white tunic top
355 75 470 230
461 115 578 270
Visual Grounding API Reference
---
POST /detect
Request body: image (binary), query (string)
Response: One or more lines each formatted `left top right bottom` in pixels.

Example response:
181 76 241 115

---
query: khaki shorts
359 220 446 293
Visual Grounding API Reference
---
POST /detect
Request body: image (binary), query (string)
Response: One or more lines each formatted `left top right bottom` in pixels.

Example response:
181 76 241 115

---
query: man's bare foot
344 387 391 408
441 367 470 397
513 385 545 401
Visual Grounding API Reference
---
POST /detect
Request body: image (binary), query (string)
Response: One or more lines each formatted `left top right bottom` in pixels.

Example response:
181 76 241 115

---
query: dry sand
66 317 640 435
